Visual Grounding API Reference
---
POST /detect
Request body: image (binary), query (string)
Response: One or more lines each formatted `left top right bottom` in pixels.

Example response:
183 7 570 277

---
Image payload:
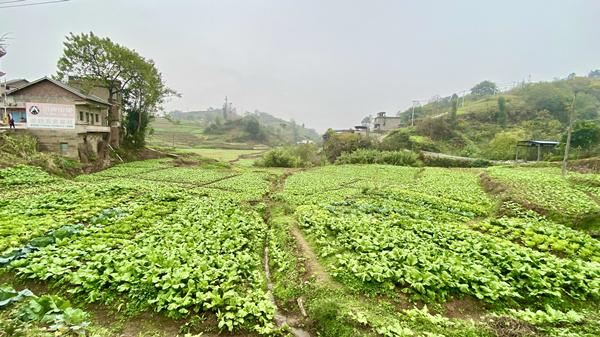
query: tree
245 116 265 141
486 131 528 160
379 131 412 151
122 60 176 146
588 69 600 80
417 117 453 141
222 96 232 120
56 32 177 147
290 118 299 144
428 94 442 116
322 129 360 162
361 115 373 128
497 96 507 127
523 83 570 123
448 93 458 127
470 80 497 97
561 121 600 154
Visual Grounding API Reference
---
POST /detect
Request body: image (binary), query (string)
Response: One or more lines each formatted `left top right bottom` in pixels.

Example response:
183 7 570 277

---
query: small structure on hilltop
373 111 404 131
516 140 560 162
354 125 368 136
332 125 368 136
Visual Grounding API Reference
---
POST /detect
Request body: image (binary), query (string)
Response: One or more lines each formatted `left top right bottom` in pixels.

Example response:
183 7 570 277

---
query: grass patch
174 148 264 161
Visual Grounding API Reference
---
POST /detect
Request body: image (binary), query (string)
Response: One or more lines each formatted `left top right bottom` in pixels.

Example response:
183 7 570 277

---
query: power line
0 0 69 9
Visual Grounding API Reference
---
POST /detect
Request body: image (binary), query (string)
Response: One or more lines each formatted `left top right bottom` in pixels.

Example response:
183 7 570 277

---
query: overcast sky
1 0 599 132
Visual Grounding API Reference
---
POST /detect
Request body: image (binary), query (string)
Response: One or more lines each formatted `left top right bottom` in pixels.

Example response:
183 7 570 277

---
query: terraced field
1 162 599 336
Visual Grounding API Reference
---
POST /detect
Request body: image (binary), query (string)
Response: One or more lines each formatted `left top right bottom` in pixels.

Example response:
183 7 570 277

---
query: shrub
378 151 421 166
469 158 491 168
334 149 422 167
257 144 324 168
422 154 471 168
334 149 378 164
0 133 37 160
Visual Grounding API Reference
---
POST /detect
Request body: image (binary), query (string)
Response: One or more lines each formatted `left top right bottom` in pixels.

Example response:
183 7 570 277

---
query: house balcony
75 123 110 134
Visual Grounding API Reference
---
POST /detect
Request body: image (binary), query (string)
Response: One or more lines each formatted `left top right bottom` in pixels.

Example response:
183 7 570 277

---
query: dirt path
583 191 600 206
229 152 264 164
291 227 329 284
414 167 425 180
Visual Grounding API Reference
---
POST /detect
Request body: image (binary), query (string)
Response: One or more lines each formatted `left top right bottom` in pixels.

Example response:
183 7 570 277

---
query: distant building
1 78 29 93
354 125 368 136
332 125 368 136
3 77 114 162
334 128 355 134
297 139 315 145
1 79 30 121
373 112 403 131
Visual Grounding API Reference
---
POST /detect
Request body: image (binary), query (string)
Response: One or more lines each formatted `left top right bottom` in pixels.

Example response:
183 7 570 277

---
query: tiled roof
6 76 111 106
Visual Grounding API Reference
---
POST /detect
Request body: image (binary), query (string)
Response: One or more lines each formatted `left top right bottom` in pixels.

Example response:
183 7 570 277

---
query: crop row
410 168 494 211
296 199 600 305
472 212 600 262
12 193 276 332
0 183 137 252
487 166 599 217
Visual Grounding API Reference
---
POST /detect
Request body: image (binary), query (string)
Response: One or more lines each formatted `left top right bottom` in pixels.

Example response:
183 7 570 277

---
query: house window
86 113 89 123
95 114 99 123
60 143 69 156
79 111 84 121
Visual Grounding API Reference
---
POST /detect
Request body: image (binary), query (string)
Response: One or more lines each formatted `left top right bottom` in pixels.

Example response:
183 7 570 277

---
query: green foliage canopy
323 129 360 162
561 121 600 152
470 80 497 97
523 83 571 123
56 32 178 147
497 96 507 127
486 131 527 160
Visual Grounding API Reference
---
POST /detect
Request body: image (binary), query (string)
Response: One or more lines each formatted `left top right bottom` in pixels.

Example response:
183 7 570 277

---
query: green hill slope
148 111 321 151
389 74 600 161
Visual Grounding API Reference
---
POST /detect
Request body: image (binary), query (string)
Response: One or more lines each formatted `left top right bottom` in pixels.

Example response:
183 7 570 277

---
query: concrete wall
75 105 108 126
374 117 403 131
26 128 110 161
28 129 80 160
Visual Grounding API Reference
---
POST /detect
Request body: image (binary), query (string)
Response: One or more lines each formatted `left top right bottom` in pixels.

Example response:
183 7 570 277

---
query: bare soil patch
442 296 489 320
487 316 536 337
291 227 329 284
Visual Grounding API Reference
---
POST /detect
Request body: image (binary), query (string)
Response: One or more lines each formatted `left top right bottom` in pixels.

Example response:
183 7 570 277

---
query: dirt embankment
568 158 600 174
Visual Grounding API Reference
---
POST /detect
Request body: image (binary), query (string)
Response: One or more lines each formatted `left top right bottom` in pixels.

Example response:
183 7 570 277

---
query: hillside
386 73 600 161
161 109 321 147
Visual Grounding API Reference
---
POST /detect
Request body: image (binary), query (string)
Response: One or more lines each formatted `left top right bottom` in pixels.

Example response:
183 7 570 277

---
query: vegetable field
1 161 599 336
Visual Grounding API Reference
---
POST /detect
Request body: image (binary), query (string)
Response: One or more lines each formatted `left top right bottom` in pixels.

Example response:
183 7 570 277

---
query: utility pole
411 101 418 127
0 44 6 122
561 93 577 179
461 91 466 107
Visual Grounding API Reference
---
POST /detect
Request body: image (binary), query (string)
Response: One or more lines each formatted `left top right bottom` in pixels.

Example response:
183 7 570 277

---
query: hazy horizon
1 0 599 133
